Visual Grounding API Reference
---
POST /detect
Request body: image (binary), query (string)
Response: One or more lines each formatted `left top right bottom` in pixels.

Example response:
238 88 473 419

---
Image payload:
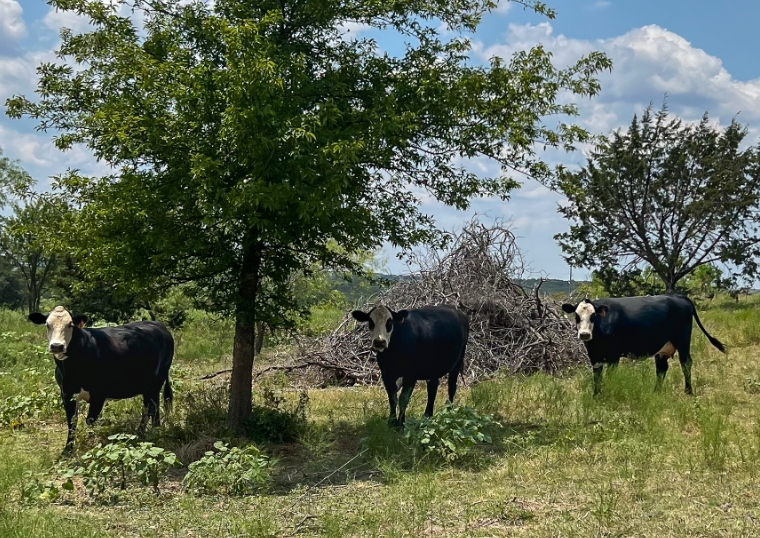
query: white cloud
339 21 372 37
0 0 25 43
593 1 611 9
475 23 760 131
43 6 94 35
494 1 512 14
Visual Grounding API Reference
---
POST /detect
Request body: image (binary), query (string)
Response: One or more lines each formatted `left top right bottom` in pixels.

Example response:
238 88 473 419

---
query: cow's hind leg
447 356 464 404
398 379 417 427
676 339 694 396
85 395 106 427
141 392 161 433
424 379 439 417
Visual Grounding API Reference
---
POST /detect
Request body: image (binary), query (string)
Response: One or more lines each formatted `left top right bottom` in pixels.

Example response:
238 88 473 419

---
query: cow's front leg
61 392 78 456
592 362 604 396
381 374 400 427
85 395 106 427
397 379 417 427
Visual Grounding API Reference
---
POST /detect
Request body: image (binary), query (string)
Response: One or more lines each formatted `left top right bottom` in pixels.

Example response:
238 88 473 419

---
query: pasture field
0 297 759 537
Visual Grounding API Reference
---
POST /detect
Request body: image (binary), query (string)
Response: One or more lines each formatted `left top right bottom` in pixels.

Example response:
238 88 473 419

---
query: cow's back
75 321 174 399
379 306 468 380
590 295 693 358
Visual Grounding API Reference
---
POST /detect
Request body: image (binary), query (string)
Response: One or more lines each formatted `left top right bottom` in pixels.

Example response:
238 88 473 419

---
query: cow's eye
368 321 375 330
386 319 393 332
590 314 596 322
575 315 580 324
68 322 74 328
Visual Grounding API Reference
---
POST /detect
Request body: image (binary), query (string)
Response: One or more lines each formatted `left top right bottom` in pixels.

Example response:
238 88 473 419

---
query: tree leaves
552 102 760 292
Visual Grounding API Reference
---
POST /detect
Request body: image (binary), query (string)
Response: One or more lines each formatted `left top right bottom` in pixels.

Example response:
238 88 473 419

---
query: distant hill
328 272 588 304
516 278 589 296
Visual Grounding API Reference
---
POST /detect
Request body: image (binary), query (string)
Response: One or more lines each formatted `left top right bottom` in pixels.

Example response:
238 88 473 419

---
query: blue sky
2 1 760 279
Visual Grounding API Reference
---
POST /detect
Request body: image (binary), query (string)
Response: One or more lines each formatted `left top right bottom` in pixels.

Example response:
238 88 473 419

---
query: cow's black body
53 321 174 452
373 305 469 426
571 294 725 395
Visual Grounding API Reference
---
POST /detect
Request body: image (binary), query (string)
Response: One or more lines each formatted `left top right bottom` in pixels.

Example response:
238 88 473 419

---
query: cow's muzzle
50 343 65 354
578 332 592 342
371 340 388 352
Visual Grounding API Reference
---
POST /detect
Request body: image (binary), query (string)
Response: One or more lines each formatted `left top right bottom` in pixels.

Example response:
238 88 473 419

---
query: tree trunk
227 235 262 433
254 321 266 354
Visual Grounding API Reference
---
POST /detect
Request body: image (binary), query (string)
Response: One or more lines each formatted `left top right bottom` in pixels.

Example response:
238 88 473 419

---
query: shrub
246 386 309 443
402 404 500 463
70 434 180 497
182 441 276 496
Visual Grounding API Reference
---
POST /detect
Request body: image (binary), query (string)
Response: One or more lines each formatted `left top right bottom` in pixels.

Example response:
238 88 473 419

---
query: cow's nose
372 339 387 350
50 343 65 353
579 332 591 342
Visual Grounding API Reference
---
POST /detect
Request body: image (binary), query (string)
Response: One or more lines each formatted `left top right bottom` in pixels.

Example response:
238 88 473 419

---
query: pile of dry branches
263 218 587 386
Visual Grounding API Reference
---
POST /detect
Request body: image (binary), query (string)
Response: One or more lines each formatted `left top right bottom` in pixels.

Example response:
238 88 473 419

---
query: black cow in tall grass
29 306 174 454
351 304 469 427
561 294 726 396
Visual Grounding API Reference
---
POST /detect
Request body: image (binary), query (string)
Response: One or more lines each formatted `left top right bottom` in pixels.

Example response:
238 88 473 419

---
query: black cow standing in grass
561 294 726 396
29 306 174 454
351 304 469 427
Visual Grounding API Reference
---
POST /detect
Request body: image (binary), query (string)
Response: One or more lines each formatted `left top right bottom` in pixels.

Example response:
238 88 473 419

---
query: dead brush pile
264 219 587 386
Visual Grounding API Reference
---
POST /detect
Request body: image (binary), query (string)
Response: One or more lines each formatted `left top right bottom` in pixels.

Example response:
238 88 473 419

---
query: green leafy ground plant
182 441 275 496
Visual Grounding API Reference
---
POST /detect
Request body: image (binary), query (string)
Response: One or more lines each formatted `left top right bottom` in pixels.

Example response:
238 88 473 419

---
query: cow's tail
456 322 469 386
163 375 174 416
685 296 726 353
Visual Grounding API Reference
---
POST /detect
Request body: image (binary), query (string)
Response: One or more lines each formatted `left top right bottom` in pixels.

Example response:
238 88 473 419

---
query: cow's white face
351 306 408 352
28 306 87 359
561 300 608 342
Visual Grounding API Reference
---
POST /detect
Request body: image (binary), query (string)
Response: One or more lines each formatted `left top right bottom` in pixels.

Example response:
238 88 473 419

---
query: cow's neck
61 327 97 363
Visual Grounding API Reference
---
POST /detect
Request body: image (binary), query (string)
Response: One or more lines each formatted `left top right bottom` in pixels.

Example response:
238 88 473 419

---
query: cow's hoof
388 418 401 430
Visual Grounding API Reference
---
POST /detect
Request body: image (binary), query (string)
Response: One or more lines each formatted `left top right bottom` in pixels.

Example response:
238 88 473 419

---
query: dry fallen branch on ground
259 218 587 386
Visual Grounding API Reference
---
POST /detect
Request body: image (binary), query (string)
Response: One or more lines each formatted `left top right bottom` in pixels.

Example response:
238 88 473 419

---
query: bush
182 441 276 496
69 434 180 497
402 405 500 463
246 385 309 443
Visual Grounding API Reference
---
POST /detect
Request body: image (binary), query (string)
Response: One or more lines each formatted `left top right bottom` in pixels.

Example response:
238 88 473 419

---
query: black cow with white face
351 304 469 427
29 306 175 454
562 295 726 396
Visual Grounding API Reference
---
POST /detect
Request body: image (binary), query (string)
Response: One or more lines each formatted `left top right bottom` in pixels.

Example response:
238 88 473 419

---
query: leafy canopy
553 103 760 292
6 0 611 322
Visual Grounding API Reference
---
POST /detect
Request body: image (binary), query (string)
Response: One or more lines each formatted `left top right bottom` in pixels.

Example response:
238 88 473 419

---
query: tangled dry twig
262 218 587 386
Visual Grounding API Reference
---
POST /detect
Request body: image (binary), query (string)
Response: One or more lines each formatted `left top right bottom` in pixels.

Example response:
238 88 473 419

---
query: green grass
0 296 759 536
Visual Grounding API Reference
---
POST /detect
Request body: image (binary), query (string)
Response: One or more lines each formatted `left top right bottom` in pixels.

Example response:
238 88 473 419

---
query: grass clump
182 441 275 496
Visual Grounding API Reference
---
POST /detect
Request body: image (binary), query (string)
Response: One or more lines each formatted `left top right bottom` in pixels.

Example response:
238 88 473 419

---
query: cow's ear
351 310 370 323
73 315 88 328
596 305 609 317
28 312 47 325
393 310 409 324
561 303 576 314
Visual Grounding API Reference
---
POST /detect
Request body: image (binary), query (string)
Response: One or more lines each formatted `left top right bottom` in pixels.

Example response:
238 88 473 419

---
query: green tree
0 197 68 313
554 103 760 294
6 0 611 430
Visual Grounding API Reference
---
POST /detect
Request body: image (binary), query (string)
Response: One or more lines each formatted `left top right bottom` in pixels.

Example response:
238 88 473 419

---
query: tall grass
0 296 759 536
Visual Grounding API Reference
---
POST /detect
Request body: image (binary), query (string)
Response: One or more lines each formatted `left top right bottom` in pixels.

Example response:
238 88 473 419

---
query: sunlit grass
0 296 759 536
